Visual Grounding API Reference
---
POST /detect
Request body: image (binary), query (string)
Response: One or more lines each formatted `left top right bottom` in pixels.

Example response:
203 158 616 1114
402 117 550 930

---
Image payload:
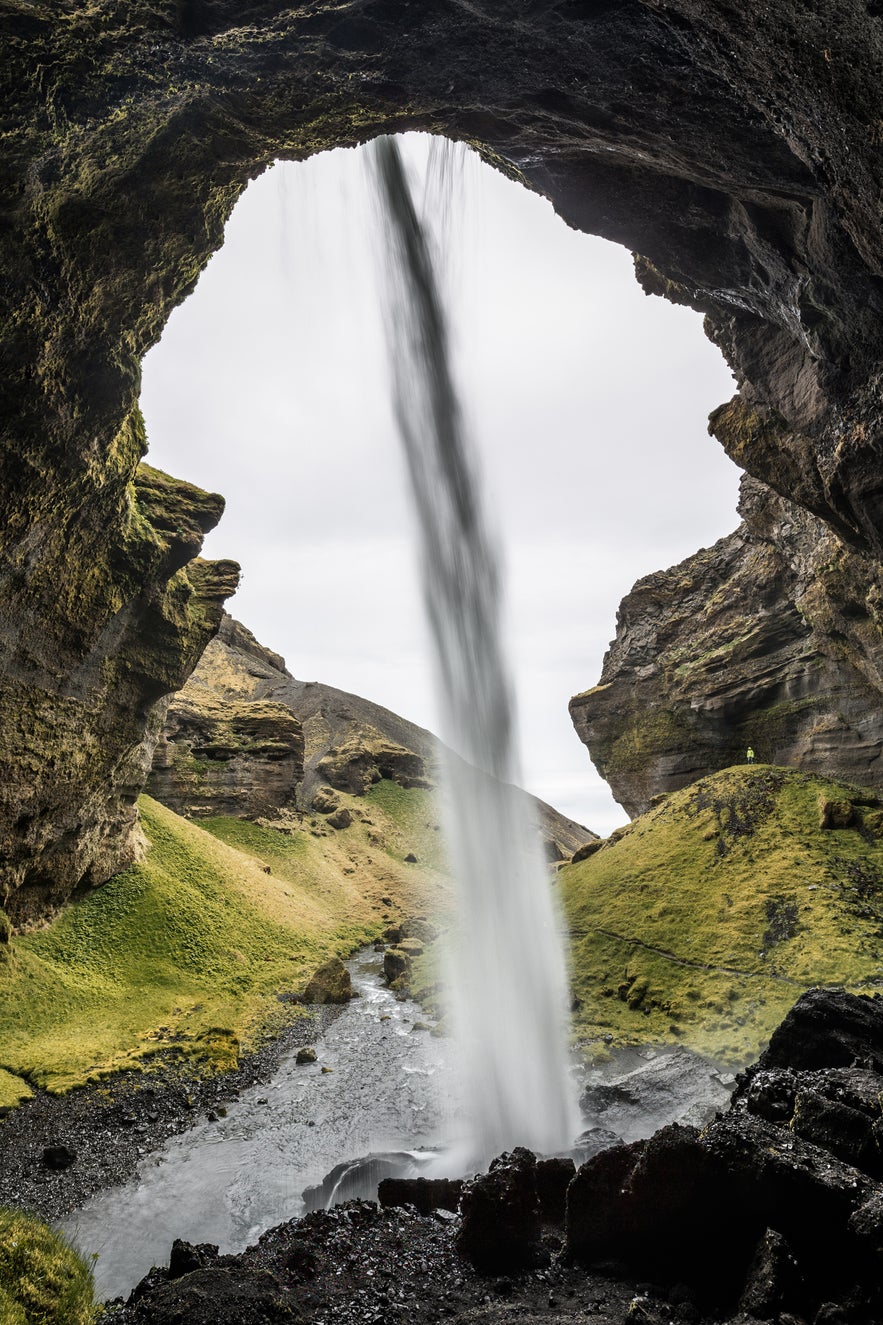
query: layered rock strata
0 450 238 923
3 1 883 907
571 476 883 816
148 615 594 862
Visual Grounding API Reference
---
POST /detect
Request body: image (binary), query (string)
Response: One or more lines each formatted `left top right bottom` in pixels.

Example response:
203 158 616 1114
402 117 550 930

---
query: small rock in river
320 1066 334 1074
296 1046 317 1065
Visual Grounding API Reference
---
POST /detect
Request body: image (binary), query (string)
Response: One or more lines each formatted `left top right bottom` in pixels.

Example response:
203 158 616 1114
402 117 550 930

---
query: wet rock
42 1144 76 1171
127 1266 296 1323
383 947 411 986
534 1156 575 1225
791 1090 878 1173
738 1228 802 1318
398 937 424 958
581 1045 734 1143
456 1148 544 1273
378 1177 463 1216
566 1125 733 1287
401 917 438 944
302 957 352 1005
404 852 418 863
752 988 883 1074
167 1239 221 1280
295 1047 317 1065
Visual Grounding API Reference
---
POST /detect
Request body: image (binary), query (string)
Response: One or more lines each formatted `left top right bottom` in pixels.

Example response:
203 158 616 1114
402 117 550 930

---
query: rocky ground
0 1005 341 1227
96 987 883 1325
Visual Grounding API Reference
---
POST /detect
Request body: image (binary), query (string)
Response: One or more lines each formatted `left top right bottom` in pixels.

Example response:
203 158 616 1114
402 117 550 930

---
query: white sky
140 134 740 837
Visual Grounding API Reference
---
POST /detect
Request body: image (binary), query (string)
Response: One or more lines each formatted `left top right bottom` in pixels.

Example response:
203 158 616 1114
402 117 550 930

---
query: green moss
606 706 693 777
0 1209 96 1325
364 780 449 873
0 787 448 1097
0 1069 33 1111
560 766 883 1065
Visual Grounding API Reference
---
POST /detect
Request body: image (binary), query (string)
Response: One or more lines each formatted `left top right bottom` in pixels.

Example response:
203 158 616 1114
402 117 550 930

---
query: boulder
383 948 411 986
378 1177 464 1216
310 787 340 815
295 1046 317 1065
301 957 352 1005
326 807 352 830
534 1156 576 1225
456 1148 544 1273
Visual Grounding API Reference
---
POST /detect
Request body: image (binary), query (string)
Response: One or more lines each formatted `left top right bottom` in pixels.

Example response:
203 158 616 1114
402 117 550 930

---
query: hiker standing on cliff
746 746 756 764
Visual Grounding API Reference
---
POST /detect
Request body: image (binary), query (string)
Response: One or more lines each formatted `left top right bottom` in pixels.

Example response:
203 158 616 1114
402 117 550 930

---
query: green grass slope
0 787 449 1096
560 765 883 1065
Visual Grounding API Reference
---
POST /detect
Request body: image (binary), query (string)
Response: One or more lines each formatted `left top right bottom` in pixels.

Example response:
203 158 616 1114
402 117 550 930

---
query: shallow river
63 951 456 1302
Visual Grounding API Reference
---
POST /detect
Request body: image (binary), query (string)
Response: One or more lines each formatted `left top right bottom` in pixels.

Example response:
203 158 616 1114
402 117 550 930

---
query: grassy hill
0 784 450 1105
560 765 883 1064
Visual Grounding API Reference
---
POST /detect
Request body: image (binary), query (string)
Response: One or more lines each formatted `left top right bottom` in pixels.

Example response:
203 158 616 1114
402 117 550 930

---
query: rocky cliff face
3 1 883 909
148 615 594 862
571 476 883 817
0 447 238 924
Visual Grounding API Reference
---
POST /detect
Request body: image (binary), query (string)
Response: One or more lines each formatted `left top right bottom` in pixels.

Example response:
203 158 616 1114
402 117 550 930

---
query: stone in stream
301 956 352 1004
383 947 411 986
295 1046 317 1065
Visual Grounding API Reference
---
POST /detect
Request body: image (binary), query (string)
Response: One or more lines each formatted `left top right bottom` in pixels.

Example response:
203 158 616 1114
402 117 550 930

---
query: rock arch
2 0 882 911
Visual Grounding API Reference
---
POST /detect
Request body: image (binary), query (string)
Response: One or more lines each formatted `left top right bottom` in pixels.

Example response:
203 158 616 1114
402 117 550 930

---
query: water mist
370 135 580 1166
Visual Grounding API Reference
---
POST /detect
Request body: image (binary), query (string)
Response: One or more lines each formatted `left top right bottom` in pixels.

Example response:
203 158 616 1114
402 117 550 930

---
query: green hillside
560 765 883 1065
0 787 448 1103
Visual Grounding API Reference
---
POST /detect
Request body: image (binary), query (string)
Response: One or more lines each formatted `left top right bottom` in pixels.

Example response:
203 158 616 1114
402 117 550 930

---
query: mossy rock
301 956 352 1005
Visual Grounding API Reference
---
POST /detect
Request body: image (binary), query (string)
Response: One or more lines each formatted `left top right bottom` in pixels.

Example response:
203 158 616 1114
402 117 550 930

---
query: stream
62 951 456 1302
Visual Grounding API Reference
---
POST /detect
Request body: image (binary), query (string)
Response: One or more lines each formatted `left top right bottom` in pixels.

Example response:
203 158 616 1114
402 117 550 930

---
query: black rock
378 1176 463 1216
456 1148 545 1273
42 1144 76 1170
167 1239 221 1280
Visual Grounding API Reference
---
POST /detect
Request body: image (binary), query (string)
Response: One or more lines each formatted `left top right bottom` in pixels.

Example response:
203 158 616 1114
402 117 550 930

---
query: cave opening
139 132 739 836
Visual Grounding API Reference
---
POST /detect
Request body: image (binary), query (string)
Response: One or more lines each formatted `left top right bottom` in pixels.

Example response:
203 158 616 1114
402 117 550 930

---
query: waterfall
370 135 579 1166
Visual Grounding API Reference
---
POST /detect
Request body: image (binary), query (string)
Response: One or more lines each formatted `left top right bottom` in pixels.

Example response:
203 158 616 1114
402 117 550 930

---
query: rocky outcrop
4 1 883 914
571 476 883 816
148 615 594 861
0 451 238 924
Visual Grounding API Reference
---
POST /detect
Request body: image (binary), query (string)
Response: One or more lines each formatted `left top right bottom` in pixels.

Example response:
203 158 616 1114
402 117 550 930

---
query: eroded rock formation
571 475 883 815
3 1 883 909
148 614 593 860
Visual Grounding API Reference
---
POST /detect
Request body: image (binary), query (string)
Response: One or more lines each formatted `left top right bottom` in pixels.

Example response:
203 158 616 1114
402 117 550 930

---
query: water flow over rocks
369 135 578 1165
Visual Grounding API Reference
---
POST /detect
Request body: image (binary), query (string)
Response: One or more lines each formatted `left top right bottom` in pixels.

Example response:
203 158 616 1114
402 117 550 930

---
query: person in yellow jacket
746 746 756 764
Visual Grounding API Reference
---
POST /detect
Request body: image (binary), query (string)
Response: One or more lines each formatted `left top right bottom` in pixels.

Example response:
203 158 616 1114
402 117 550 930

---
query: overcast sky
141 134 740 837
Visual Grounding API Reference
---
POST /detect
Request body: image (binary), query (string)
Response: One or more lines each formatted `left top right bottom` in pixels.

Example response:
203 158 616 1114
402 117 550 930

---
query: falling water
370 135 580 1165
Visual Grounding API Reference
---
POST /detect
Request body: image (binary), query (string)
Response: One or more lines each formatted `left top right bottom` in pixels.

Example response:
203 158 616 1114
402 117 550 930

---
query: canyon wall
2 0 883 910
571 476 883 816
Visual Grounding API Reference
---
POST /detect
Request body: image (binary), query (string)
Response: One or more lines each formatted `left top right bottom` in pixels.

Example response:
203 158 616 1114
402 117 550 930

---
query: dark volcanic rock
377 1176 464 1216
3 0 883 908
755 987 883 1074
571 477 883 815
456 1148 545 1273
127 1266 297 1324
